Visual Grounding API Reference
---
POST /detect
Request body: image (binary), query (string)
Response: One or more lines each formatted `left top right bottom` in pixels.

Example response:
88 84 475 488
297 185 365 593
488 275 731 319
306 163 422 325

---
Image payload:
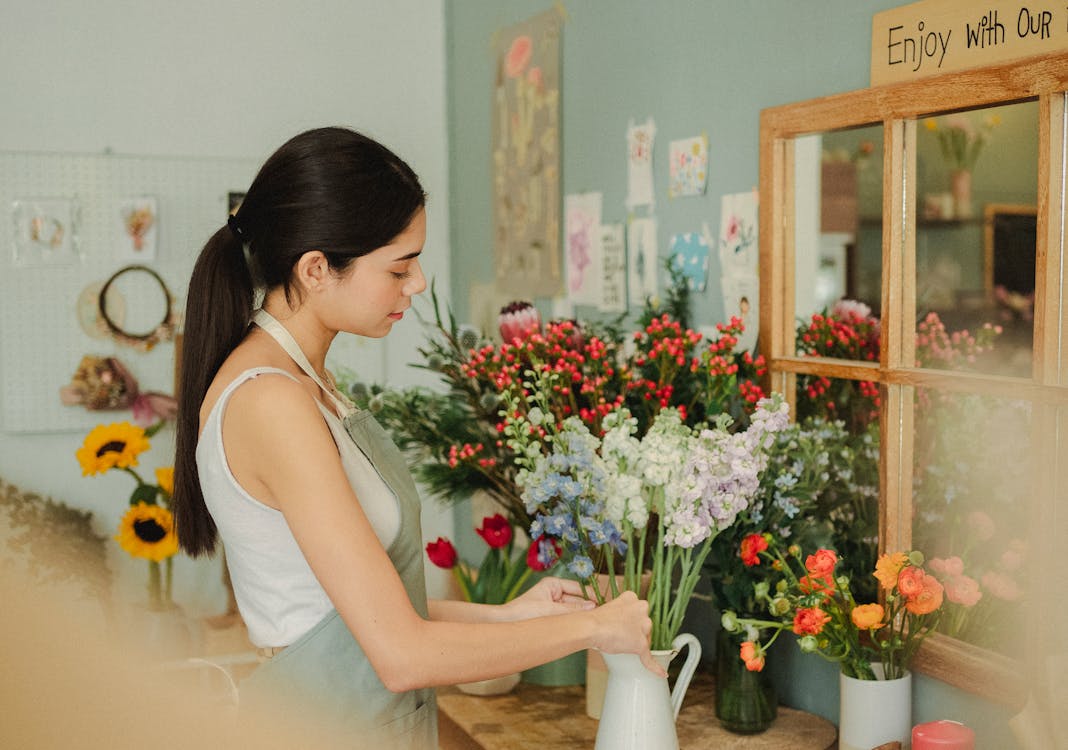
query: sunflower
116 502 178 561
154 466 174 497
76 422 150 476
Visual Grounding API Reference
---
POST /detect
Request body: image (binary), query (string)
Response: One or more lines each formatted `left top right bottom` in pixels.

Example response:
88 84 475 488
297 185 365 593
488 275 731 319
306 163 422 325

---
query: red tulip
475 514 513 549
426 537 458 568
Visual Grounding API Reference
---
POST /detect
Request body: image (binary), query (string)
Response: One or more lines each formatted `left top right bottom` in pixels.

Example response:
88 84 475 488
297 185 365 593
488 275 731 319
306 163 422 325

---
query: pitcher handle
668 632 701 720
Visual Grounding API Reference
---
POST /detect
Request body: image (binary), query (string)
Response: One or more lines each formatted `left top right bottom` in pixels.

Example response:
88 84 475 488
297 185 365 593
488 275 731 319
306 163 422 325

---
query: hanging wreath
98 264 177 352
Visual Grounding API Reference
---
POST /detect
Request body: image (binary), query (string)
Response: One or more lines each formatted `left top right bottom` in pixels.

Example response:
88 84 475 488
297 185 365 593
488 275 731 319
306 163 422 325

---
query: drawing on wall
670 231 710 292
719 190 760 351
565 191 603 307
492 9 562 297
599 223 626 313
668 135 708 198
118 197 158 261
627 216 658 304
626 118 656 210
11 198 80 267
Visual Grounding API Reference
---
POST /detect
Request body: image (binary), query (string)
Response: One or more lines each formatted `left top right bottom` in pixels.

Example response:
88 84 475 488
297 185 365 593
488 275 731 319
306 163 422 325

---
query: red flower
805 549 838 578
476 513 513 549
426 538 458 569
527 535 561 571
896 566 926 598
740 534 769 566
498 301 541 344
792 607 831 636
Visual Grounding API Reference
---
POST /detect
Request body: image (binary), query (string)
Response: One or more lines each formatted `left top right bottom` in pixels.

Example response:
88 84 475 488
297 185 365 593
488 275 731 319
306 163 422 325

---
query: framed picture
11 198 80 267
117 196 158 262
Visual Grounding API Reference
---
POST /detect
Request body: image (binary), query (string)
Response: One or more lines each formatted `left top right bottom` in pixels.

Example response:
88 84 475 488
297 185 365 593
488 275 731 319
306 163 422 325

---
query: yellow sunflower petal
76 422 151 476
116 502 178 562
155 466 174 497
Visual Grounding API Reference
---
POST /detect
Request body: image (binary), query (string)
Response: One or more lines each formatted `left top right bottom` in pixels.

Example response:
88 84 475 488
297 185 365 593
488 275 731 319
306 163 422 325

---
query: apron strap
251 309 357 416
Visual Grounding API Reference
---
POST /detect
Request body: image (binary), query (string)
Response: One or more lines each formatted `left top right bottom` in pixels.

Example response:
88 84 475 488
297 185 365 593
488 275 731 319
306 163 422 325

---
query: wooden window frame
758 52 1068 706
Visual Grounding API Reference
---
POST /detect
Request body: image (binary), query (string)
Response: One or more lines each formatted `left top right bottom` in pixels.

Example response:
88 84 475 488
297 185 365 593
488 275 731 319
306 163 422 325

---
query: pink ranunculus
966 511 996 541
929 556 964 578
981 571 1022 601
999 543 1025 572
498 301 541 344
504 35 532 78
944 575 983 607
526 65 543 91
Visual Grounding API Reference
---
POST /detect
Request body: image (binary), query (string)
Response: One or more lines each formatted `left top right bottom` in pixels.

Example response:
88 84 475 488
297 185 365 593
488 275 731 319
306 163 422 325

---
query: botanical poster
626 118 656 210
627 216 658 304
599 223 626 313
669 231 710 292
719 190 760 351
492 9 562 297
565 191 603 307
668 134 708 198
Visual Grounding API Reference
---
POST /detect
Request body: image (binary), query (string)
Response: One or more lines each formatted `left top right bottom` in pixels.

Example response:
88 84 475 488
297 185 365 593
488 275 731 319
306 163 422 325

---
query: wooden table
437 672 837 749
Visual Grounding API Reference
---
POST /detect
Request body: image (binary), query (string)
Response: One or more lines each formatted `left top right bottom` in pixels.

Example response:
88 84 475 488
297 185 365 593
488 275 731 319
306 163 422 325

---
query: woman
172 127 658 748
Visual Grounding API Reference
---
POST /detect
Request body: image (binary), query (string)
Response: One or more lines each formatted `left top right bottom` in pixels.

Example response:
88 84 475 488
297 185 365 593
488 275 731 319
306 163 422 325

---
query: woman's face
320 208 427 338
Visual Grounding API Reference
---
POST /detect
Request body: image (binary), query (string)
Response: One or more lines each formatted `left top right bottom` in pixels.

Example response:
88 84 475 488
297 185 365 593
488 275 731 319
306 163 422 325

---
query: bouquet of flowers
722 535 959 680
424 513 552 605
75 421 178 610
505 380 790 650
923 112 1000 172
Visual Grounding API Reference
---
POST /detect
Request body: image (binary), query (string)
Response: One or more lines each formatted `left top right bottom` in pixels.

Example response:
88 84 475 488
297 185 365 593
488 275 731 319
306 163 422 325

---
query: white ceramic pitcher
594 633 701 750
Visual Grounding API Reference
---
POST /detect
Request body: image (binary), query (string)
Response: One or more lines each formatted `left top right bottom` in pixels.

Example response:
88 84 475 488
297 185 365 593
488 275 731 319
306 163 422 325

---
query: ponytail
172 226 253 557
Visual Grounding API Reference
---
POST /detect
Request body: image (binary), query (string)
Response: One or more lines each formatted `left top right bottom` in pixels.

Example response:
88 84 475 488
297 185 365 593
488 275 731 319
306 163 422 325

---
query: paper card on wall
627 216 658 304
598 223 627 313
117 196 158 262
668 134 708 198
625 118 656 210
721 272 759 353
718 190 758 276
565 191 603 307
670 232 710 292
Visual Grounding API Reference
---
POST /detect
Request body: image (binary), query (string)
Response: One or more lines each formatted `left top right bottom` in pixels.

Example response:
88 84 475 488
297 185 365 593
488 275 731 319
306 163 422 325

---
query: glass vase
714 627 777 734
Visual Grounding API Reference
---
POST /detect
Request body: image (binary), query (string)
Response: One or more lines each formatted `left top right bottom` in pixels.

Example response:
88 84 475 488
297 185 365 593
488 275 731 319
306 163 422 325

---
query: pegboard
0 150 257 433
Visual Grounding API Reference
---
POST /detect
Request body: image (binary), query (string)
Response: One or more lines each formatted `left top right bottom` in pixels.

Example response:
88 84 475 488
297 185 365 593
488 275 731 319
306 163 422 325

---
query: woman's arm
428 577 595 623
226 376 660 692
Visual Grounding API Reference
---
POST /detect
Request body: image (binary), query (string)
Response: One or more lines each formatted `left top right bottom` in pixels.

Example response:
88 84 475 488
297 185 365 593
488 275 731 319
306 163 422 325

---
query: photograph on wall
627 216 658 305
599 223 627 313
626 117 656 210
492 8 562 297
718 191 760 351
668 134 708 197
117 197 158 262
565 191 603 307
669 231 710 292
10 198 80 267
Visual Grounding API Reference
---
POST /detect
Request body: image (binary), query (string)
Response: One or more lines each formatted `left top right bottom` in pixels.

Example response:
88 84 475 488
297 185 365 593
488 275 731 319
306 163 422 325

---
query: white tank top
197 357 401 647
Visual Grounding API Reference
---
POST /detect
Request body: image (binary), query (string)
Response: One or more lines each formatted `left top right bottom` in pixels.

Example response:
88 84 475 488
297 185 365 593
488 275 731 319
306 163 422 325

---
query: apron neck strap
252 309 356 415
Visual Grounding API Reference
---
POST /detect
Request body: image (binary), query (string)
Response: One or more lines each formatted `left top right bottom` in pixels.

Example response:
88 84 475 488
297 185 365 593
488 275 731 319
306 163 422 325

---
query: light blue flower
568 555 594 579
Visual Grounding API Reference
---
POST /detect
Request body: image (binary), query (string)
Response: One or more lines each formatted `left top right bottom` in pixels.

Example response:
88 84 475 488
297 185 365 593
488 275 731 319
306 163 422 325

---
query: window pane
914 101 1038 377
794 125 884 361
911 388 1032 655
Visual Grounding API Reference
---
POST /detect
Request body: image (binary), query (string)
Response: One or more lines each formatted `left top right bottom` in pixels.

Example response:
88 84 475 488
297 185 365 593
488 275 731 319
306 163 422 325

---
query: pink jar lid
912 720 976 746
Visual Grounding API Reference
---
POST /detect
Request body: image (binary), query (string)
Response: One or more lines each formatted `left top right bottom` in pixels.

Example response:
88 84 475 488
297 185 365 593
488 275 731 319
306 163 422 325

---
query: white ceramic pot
594 633 701 750
456 672 521 696
838 665 912 750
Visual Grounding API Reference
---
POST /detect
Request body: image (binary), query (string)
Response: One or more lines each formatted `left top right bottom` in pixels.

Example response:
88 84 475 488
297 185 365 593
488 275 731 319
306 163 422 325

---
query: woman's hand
590 591 664 677
502 577 595 621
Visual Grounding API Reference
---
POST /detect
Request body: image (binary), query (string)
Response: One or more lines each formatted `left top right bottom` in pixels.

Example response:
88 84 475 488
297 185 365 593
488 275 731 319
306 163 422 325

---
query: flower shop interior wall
444 1 1041 746
0 0 454 631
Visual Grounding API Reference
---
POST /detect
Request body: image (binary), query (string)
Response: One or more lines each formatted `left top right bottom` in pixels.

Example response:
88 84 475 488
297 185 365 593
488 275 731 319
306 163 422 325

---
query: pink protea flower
498 301 542 344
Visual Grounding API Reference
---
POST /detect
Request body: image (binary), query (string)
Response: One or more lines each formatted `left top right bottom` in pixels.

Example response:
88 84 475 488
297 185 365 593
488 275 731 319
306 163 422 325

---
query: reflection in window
912 389 1031 656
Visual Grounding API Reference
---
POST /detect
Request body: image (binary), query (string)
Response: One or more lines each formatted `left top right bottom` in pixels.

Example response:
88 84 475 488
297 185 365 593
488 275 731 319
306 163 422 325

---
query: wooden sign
871 0 1068 86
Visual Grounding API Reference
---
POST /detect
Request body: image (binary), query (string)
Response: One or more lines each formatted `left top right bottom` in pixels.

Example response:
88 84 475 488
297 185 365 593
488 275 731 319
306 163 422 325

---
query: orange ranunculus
740 534 769 566
799 573 834 597
805 549 838 578
896 566 927 598
739 641 766 672
851 603 886 630
874 552 909 590
905 575 944 615
792 607 831 636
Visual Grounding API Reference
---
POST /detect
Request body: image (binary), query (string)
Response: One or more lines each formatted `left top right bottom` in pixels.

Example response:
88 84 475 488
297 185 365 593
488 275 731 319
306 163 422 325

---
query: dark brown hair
172 127 425 556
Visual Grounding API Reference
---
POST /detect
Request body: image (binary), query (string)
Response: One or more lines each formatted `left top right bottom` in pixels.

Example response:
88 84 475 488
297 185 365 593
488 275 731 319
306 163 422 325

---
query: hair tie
227 214 245 240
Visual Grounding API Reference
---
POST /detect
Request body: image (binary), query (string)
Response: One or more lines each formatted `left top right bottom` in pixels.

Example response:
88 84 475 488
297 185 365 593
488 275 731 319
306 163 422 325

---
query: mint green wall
444 2 1018 747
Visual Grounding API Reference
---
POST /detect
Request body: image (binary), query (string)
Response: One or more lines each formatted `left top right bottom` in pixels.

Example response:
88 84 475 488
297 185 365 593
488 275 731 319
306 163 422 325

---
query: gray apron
238 310 437 749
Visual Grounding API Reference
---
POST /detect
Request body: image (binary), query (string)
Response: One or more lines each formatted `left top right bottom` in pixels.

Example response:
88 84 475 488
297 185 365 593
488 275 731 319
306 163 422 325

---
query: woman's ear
293 250 329 293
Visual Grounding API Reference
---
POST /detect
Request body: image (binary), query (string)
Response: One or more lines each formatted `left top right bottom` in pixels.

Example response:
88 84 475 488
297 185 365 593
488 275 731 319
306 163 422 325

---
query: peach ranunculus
740 641 766 672
792 607 831 636
851 603 886 630
896 565 927 598
928 556 964 578
504 35 532 78
966 510 996 541
981 570 1022 601
943 574 983 607
805 549 838 578
874 552 909 590
905 575 944 615
740 533 769 566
